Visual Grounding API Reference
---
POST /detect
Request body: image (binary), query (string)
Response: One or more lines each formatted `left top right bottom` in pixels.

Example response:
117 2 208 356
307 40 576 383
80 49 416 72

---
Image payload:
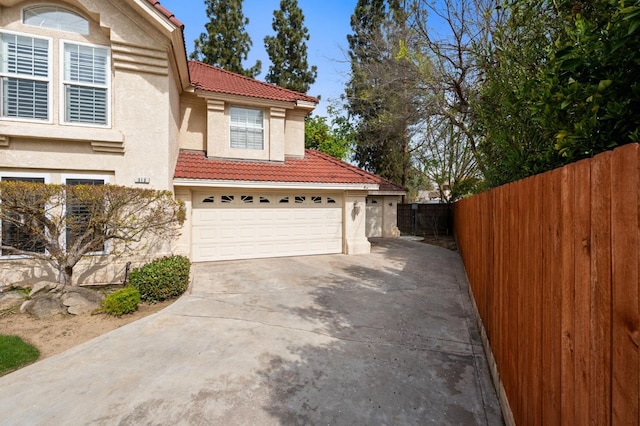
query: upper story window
0 32 51 121
0 6 109 126
63 42 109 125
23 6 89 35
230 106 264 150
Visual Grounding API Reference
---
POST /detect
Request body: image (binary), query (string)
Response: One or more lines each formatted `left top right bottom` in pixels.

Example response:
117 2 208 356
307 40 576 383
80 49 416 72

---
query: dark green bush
129 255 190 303
101 286 140 316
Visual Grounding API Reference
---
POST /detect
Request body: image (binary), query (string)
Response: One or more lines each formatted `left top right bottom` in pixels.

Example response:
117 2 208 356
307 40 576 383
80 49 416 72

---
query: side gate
397 203 452 236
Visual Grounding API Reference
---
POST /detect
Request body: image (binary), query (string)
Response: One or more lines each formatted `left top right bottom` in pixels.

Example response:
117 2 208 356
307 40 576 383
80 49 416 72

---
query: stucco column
269 107 286 162
206 99 226 157
382 196 401 237
174 188 192 258
343 191 371 254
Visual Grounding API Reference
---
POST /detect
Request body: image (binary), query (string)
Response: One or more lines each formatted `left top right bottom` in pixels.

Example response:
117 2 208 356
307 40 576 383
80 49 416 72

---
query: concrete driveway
0 238 502 425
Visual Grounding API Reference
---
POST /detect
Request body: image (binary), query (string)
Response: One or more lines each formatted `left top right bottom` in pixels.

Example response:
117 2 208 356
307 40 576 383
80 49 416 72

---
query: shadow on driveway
0 238 502 425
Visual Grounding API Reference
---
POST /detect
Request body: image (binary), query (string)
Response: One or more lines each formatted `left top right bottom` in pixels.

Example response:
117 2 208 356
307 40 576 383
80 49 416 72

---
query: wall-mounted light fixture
353 200 361 215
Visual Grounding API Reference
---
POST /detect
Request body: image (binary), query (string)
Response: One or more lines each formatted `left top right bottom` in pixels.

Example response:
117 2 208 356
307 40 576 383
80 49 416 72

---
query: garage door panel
192 193 343 262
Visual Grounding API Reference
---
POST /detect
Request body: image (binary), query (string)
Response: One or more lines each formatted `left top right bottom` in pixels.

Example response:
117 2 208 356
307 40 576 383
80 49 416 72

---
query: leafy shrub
0 334 39 376
129 255 190 303
101 286 140 316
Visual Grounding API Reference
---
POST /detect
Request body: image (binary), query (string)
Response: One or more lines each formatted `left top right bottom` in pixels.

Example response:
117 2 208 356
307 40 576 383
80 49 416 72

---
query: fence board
611 144 639 425
573 159 592 425
542 169 562 424
453 144 640 425
560 164 576 425
590 150 612 426
528 176 543 425
517 179 527 422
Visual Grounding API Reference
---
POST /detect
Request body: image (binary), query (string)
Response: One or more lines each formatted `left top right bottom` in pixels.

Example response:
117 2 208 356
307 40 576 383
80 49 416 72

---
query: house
0 0 404 285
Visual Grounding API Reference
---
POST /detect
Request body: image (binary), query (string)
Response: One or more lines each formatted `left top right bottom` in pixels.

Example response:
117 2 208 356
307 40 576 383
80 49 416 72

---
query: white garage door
192 192 343 262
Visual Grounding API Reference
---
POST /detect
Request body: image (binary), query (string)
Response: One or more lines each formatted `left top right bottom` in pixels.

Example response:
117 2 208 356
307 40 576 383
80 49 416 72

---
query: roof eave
368 190 407 196
135 0 190 90
173 178 379 191
296 100 318 110
193 89 299 109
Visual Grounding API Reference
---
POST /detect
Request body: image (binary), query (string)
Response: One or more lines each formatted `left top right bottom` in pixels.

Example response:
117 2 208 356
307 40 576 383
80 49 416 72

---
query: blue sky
161 0 358 116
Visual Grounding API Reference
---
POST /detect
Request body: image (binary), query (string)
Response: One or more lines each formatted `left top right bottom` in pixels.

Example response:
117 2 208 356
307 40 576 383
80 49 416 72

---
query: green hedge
129 255 190 303
101 286 140 316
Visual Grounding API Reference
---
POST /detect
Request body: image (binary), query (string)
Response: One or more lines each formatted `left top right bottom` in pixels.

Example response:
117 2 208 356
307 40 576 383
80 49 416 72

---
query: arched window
23 6 89 35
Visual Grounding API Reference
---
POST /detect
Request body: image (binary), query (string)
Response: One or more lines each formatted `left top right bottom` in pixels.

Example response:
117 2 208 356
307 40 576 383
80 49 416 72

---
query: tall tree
264 0 317 93
190 0 261 78
304 107 353 160
407 0 497 197
345 0 422 190
475 0 640 187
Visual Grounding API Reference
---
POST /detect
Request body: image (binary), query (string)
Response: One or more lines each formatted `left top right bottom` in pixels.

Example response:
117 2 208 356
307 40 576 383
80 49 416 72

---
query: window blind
0 33 49 120
63 43 108 124
230 106 264 150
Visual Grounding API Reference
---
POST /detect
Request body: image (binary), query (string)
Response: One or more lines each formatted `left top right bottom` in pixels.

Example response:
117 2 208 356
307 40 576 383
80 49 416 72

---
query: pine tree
264 0 317 93
190 0 261 78
345 0 419 189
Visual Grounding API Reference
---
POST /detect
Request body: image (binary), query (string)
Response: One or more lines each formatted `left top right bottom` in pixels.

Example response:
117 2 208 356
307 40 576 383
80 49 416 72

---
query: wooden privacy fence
453 144 639 425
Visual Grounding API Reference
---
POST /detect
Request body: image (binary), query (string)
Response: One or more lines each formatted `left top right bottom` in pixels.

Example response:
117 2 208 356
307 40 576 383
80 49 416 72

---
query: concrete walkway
0 239 502 425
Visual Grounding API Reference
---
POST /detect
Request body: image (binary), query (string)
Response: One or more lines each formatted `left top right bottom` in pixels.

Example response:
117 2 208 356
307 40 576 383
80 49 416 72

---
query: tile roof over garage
188 61 319 104
174 149 403 190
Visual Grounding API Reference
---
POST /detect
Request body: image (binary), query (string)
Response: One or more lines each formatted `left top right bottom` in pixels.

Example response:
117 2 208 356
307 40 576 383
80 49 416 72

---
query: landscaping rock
0 292 25 310
29 282 56 298
62 292 99 315
68 287 105 304
21 297 67 319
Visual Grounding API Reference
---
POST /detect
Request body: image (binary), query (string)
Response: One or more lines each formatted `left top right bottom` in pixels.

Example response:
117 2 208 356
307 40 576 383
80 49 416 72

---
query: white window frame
62 174 111 255
0 172 51 259
230 106 264 150
59 39 110 128
0 30 52 123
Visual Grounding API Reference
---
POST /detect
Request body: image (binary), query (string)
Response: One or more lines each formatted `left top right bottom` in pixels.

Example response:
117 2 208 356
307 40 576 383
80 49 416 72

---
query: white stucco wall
366 195 402 238
184 94 309 160
343 192 371 254
0 0 184 285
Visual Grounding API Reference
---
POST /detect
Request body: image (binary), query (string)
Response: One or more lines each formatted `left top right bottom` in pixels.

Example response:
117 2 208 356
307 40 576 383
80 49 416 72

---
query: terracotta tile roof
188 61 319 104
145 0 184 28
375 176 406 193
174 149 401 188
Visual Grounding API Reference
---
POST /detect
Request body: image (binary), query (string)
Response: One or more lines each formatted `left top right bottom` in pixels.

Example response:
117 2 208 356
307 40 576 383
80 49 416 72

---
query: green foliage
475 0 640 187
100 286 140 317
305 110 353 160
190 0 261 77
0 334 39 376
0 181 185 286
129 255 191 303
346 0 420 188
264 0 317 93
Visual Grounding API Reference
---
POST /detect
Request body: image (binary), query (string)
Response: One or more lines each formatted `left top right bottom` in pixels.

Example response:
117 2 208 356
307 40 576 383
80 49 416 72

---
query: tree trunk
57 265 73 289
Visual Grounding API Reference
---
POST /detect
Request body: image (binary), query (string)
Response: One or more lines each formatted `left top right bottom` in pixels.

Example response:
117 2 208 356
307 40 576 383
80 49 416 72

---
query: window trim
59 39 111 128
0 173 51 258
0 30 53 124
